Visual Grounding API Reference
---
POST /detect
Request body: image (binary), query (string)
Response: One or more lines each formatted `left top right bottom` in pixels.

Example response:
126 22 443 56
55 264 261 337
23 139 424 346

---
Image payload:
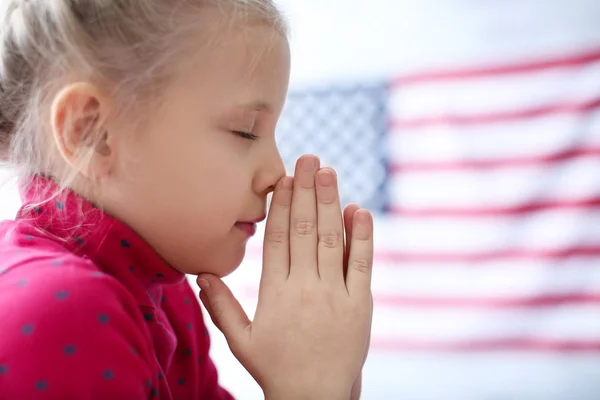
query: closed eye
232 131 259 141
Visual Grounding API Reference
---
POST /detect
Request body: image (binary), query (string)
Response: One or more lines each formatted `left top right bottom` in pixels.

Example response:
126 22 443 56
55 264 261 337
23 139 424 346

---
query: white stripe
372 212 600 254
389 157 600 210
390 58 600 119
362 353 600 400
388 110 600 163
369 260 600 298
373 305 600 342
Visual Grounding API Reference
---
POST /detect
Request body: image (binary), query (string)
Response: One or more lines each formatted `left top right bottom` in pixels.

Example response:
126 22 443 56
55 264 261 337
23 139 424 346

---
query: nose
252 141 286 195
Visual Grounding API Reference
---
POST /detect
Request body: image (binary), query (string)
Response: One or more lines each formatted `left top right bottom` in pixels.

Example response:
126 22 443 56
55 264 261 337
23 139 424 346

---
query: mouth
235 215 266 237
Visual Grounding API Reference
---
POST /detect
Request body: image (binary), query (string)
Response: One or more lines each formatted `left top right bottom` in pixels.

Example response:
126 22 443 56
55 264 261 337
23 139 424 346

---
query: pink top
0 176 234 399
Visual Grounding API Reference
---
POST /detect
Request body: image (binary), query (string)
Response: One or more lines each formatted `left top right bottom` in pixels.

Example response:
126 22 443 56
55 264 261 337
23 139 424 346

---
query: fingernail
198 278 210 290
301 156 316 171
357 211 371 226
318 171 334 187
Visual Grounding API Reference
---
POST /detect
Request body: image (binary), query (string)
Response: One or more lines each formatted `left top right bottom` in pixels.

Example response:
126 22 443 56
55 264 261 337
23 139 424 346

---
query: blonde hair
0 0 286 183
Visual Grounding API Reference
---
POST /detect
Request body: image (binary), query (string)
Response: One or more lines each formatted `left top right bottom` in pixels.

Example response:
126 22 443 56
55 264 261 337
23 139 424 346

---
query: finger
262 176 293 283
343 203 360 276
345 209 374 297
289 155 320 279
315 168 344 282
197 275 250 354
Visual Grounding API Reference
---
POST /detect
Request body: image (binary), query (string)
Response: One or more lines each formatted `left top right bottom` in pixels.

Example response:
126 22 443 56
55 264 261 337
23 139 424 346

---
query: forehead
182 24 290 111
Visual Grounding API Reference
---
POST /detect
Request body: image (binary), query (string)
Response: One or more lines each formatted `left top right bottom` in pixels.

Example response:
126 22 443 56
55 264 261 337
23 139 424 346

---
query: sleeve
0 262 158 400
161 281 235 400
196 310 234 400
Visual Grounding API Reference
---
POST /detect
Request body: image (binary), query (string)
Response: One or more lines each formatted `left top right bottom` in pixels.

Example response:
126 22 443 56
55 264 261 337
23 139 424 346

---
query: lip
235 215 265 237
242 215 266 224
235 222 257 237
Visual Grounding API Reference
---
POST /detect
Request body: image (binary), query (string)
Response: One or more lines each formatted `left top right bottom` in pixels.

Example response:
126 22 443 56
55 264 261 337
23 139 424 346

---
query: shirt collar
15 175 185 307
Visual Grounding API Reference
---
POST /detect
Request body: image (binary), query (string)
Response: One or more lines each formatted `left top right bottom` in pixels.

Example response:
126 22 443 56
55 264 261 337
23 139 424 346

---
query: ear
50 82 115 180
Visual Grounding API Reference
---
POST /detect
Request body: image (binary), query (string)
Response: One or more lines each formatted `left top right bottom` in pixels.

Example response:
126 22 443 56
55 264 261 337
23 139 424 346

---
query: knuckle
318 193 337 205
293 217 316 236
350 258 372 274
298 179 315 190
266 229 287 246
319 229 343 248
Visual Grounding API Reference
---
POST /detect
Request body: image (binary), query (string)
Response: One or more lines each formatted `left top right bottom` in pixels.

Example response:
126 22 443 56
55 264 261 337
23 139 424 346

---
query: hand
197 155 374 400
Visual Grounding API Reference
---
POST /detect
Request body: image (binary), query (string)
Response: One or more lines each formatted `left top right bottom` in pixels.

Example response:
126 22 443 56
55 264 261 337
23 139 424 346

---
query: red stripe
374 293 600 309
394 47 600 86
246 245 600 264
370 338 600 352
390 197 600 218
390 97 600 130
390 147 600 173
239 286 600 310
373 246 600 264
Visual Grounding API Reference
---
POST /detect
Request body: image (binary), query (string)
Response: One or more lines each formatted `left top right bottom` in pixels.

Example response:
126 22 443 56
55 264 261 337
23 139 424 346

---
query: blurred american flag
383 46 600 349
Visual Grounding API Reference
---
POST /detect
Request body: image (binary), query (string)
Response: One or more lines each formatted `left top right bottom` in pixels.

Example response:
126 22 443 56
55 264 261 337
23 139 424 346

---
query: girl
0 1 373 399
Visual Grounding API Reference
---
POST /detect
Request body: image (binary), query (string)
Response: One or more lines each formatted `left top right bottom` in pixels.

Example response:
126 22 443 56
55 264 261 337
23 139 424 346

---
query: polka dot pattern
103 370 115 380
55 290 69 300
0 175 234 399
64 345 77 356
21 324 35 335
36 380 48 391
98 314 110 324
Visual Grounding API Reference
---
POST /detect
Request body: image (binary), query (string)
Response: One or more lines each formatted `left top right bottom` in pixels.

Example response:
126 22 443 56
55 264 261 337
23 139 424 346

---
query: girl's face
103 24 291 276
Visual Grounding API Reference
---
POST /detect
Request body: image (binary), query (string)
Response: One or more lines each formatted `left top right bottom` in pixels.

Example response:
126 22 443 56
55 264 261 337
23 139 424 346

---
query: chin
184 247 246 277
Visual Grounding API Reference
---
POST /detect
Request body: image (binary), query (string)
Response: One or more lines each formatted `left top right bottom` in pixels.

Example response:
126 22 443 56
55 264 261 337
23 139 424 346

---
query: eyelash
233 131 259 141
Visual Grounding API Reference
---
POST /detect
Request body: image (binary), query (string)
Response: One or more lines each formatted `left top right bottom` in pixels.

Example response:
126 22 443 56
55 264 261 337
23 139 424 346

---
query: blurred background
2 0 600 398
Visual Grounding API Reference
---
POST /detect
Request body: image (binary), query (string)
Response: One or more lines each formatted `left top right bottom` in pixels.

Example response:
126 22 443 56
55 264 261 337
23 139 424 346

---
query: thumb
197 274 250 351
